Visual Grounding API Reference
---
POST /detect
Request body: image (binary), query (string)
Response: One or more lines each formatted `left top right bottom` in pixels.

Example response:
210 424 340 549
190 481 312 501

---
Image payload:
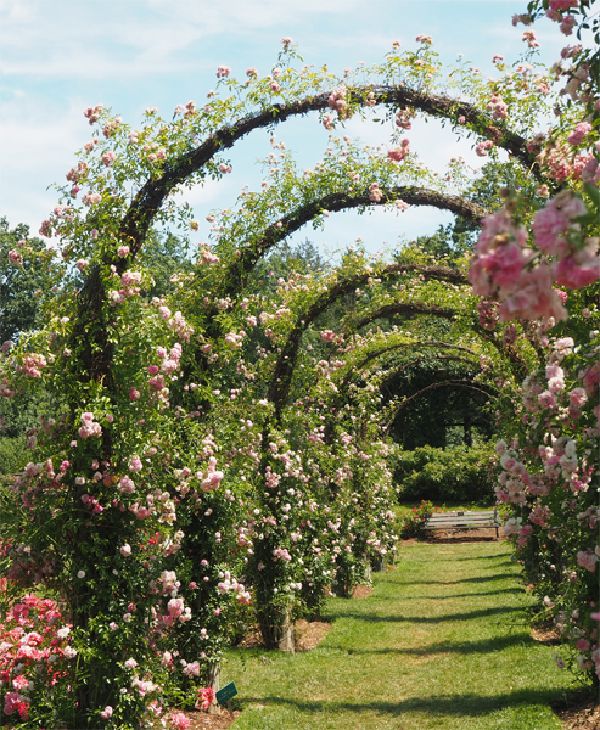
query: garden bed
153 709 239 730
238 618 332 651
352 583 373 599
424 527 505 542
556 696 600 730
531 625 561 645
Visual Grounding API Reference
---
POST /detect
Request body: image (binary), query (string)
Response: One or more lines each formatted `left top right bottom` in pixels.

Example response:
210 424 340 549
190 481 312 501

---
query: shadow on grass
452 554 513 562
422 537 501 544
326 605 522 624
327 632 534 656
376 587 523 601
241 687 586 717
395 573 518 585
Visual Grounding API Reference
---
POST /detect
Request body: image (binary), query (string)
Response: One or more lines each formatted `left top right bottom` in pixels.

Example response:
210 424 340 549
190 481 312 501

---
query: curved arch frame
118 82 536 257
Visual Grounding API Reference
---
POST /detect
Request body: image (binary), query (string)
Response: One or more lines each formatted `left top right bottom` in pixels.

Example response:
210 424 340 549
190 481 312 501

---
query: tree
0 218 61 343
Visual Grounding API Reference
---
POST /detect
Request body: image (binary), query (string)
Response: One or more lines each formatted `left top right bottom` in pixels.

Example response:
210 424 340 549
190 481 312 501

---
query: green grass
222 541 583 729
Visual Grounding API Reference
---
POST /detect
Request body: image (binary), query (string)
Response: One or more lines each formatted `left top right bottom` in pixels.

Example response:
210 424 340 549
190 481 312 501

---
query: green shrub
0 436 27 478
394 443 496 505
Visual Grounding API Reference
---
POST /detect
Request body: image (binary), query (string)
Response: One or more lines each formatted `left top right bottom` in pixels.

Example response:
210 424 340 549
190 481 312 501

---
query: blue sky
0 0 567 260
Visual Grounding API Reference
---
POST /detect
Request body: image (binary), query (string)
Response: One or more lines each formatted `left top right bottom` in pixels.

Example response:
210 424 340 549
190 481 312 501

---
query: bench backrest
424 509 499 527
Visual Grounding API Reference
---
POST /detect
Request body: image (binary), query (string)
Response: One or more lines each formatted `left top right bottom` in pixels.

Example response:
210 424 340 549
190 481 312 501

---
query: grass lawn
222 540 584 729
394 502 501 520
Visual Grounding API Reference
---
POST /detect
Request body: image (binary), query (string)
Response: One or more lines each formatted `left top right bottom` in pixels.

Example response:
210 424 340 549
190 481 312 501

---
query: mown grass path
223 541 580 729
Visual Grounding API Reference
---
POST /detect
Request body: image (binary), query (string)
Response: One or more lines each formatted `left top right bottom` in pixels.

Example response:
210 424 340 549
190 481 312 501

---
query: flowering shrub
468 0 599 684
495 328 599 680
400 500 435 538
0 594 75 727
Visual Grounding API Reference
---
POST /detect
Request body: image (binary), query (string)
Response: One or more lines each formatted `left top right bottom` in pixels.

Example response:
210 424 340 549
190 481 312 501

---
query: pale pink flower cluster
532 191 586 257
567 121 592 146
82 191 102 206
224 331 245 348
18 353 47 378
78 411 102 439
522 30 539 47
216 571 252 604
159 570 179 595
8 249 23 265
101 151 115 166
369 183 382 202
495 442 529 506
197 457 224 492
83 104 103 124
487 95 508 120
273 547 292 561
118 475 136 495
165 597 191 624
475 140 495 157
529 503 552 527
576 550 599 573
470 209 530 292
395 107 412 129
147 342 182 393
168 311 193 341
102 117 122 139
328 86 350 119
469 202 597 321
265 466 281 489
198 246 219 265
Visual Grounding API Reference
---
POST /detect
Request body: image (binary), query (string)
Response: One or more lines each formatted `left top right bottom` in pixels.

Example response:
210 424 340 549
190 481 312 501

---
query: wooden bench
423 510 500 539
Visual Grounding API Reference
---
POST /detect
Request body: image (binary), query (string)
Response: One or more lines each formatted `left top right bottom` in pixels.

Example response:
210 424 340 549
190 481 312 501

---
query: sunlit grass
222 541 583 729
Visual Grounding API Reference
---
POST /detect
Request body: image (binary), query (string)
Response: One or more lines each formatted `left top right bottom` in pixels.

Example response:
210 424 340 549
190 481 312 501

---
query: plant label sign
216 682 238 705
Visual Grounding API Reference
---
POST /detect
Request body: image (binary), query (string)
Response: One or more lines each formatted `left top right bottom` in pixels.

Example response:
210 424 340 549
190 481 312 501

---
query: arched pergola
266 264 466 419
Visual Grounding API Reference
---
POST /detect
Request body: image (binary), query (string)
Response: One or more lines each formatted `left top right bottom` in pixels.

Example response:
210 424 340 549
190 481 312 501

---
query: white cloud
0 95 88 230
0 0 364 80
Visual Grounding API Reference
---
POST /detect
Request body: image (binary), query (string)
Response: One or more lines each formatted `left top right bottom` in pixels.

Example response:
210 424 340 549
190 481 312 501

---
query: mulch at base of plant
557 701 600 730
531 625 561 644
170 709 239 729
352 584 373 599
295 618 332 650
238 618 332 651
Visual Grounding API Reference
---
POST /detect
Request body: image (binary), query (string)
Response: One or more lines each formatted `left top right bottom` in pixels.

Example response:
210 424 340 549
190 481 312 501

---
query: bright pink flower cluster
532 191 585 257
1 594 74 722
387 139 410 162
169 711 191 730
196 686 215 711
